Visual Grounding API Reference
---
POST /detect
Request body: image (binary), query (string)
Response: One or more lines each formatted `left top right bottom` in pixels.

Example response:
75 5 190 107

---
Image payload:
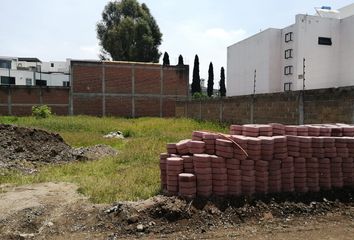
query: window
285 49 293 59
284 66 293 75
0 60 11 69
1 76 15 85
63 81 70 87
285 32 293 42
284 82 292 91
51 63 54 67
318 37 332 46
26 78 32 86
35 80 47 86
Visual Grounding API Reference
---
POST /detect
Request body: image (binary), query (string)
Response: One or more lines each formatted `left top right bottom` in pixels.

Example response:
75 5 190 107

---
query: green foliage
191 54 201 95
0 116 227 203
162 51 170 66
220 67 226 97
178 54 184 65
207 62 214 97
97 0 162 62
192 92 208 100
32 105 52 119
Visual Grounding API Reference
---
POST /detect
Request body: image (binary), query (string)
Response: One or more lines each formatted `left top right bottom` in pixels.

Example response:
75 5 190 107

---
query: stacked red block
211 155 228 196
179 173 197 198
194 154 212 197
166 157 184 195
160 123 354 198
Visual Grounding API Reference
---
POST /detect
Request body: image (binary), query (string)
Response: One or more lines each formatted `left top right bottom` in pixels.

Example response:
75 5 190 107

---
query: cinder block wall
70 61 189 117
176 86 354 124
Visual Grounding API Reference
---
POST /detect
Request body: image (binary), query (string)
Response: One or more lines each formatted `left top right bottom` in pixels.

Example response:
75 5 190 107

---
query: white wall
339 14 354 87
281 24 296 91
295 14 341 90
227 28 281 96
339 3 354 19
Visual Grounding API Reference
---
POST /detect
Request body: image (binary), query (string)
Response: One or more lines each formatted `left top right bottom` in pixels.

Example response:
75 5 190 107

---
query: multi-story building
227 4 354 96
0 56 70 86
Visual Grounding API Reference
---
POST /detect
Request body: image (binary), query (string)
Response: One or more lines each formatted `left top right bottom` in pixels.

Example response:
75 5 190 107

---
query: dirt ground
0 182 353 240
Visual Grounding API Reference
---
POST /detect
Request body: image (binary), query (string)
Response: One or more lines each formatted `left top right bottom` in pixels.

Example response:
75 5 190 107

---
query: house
227 4 354 96
0 56 70 87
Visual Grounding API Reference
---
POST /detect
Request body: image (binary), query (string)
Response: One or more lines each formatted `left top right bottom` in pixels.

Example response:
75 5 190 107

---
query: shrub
192 92 208 100
32 105 52 119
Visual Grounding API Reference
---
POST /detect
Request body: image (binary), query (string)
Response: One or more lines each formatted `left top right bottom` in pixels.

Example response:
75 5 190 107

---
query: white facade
0 57 70 86
227 4 354 96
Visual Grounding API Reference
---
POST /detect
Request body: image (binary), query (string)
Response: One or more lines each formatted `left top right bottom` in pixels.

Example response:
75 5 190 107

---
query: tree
191 55 201 95
178 55 184 65
219 67 226 97
97 0 162 63
207 62 214 97
162 52 170 66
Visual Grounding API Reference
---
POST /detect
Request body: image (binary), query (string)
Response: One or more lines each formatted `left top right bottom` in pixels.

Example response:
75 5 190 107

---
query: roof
18 57 42 63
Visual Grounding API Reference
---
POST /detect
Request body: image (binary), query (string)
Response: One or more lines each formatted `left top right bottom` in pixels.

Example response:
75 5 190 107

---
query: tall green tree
219 67 226 97
191 55 201 95
207 62 214 97
97 0 162 62
178 55 184 65
162 52 170 66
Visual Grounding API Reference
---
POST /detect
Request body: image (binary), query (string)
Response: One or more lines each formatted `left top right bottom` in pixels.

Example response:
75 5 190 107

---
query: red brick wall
0 86 70 116
105 96 132 117
105 66 132 94
135 97 160 117
73 96 102 116
72 65 102 93
71 61 189 117
135 68 161 94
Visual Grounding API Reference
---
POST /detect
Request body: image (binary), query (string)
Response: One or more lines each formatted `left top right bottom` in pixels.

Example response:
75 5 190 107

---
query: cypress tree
220 67 226 97
178 55 184 65
191 55 201 95
162 52 170 66
207 62 214 97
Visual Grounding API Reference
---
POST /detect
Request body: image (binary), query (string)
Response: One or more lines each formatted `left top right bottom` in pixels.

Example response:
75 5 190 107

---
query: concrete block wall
176 86 354 124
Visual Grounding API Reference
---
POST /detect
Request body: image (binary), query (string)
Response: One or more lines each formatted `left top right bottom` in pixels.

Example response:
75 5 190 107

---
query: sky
1 0 353 84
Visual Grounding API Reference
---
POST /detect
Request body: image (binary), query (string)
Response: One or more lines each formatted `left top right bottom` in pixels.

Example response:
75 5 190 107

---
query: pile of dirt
0 182 353 239
104 189 354 238
0 124 117 173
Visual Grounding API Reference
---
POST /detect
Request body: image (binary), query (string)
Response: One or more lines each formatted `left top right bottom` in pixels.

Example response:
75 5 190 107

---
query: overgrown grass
0 116 227 203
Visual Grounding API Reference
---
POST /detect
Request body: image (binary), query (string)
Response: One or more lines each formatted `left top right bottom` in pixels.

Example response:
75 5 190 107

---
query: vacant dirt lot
0 182 353 239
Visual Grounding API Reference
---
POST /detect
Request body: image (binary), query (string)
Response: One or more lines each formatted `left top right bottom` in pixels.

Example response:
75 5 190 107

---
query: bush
192 92 208 100
32 105 52 119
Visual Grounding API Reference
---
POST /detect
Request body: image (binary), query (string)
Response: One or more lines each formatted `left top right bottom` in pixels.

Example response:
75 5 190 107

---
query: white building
227 4 354 96
0 57 70 86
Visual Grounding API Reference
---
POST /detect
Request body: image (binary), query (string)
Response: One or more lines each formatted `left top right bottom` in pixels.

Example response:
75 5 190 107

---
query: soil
0 182 353 239
0 124 117 173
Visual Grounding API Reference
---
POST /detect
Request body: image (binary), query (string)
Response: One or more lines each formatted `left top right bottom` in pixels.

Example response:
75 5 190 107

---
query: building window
26 78 32 86
284 66 293 75
51 63 54 67
1 76 15 85
35 80 47 86
318 37 332 46
0 60 11 69
285 32 293 42
284 82 292 91
285 49 293 59
63 81 70 87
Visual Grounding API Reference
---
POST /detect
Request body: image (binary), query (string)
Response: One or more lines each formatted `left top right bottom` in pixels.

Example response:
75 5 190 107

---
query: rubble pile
160 123 354 198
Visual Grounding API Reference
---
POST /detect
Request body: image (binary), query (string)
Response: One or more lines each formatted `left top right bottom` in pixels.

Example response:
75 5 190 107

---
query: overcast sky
0 0 353 83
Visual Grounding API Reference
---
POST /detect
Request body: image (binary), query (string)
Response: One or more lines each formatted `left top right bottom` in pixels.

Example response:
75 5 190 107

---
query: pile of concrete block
160 123 354 198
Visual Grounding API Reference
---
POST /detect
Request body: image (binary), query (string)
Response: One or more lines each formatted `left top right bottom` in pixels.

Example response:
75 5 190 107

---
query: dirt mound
0 182 353 239
0 124 117 173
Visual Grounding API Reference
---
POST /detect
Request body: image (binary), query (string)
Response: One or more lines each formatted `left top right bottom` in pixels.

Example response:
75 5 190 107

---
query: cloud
79 44 100 58
160 22 247 84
